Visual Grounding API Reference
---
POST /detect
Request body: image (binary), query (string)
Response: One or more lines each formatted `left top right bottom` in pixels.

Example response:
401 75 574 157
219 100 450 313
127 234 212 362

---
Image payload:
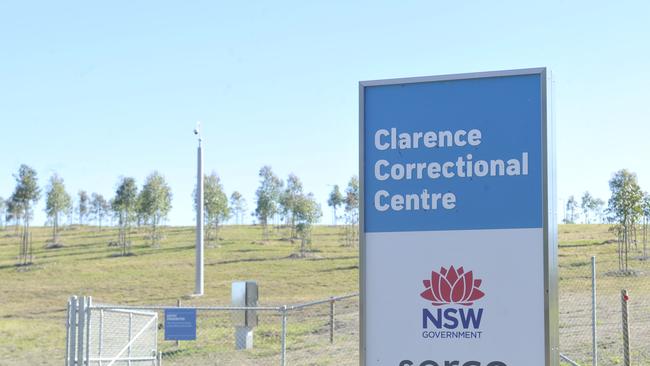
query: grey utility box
232 281 258 349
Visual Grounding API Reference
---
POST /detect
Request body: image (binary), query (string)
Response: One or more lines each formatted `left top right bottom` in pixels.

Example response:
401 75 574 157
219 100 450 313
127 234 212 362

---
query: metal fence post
77 296 86 366
176 299 181 348
622 289 630 366
65 297 72 366
85 297 92 364
592 256 597 366
99 308 104 363
280 305 287 366
128 311 133 366
68 296 78 366
329 297 335 344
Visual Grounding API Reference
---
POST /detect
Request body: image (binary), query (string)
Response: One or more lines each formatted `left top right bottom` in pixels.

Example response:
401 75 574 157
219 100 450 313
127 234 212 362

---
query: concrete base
235 326 254 350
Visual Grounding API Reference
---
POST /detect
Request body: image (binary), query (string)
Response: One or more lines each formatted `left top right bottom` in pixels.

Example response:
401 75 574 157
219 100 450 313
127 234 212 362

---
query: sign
164 308 196 341
359 68 557 366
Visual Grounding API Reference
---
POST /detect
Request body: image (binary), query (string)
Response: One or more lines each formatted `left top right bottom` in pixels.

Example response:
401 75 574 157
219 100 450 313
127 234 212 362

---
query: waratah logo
420 265 485 306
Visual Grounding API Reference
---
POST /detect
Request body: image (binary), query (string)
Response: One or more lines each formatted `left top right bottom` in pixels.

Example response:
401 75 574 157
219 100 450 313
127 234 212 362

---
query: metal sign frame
359 67 557 366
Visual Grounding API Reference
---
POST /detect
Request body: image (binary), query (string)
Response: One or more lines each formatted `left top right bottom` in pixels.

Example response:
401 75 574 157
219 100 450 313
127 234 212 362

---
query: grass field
1 224 649 365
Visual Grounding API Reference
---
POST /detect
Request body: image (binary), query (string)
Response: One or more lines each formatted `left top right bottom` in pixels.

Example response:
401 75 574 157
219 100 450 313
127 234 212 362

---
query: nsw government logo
420 266 485 340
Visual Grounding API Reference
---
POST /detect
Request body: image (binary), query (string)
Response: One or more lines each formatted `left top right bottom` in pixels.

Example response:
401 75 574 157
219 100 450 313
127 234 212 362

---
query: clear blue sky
1 1 649 226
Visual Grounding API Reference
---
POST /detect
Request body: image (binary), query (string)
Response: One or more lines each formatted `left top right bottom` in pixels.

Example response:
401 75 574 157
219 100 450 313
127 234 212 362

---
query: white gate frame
66 295 90 366
66 296 161 366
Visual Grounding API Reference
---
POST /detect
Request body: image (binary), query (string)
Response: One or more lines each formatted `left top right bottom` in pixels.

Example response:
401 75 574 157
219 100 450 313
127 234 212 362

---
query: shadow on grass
319 265 358 273
209 255 358 266
559 240 614 249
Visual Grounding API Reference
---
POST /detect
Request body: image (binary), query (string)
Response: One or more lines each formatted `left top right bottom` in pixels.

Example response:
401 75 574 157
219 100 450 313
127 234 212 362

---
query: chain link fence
71 294 359 366
69 262 650 366
559 253 650 365
63 250 649 365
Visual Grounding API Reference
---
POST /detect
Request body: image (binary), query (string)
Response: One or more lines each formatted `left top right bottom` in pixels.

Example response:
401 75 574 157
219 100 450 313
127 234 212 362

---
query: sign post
359 68 557 366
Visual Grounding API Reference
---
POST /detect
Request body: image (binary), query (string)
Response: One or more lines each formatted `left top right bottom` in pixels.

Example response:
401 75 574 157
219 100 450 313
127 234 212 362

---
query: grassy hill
0 225 358 364
1 224 649 365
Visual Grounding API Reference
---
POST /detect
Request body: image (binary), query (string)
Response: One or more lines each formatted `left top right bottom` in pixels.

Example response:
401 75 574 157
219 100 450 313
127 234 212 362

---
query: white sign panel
359 68 557 366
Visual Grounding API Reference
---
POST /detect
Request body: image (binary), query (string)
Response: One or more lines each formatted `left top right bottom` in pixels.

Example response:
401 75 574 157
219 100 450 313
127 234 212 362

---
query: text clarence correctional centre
371 127 529 213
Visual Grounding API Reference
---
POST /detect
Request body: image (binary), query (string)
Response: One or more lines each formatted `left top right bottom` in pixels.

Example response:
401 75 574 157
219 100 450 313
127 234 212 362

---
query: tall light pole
194 122 204 296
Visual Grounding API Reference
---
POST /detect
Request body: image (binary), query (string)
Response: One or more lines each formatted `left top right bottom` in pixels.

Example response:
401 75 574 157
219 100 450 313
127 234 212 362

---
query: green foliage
294 193 322 254
279 173 304 237
255 166 283 239
11 164 41 225
229 191 247 225
0 196 6 229
140 171 173 246
195 172 229 243
112 177 139 221
580 191 597 224
592 197 605 223
90 193 110 229
642 192 650 219
12 165 40 264
327 184 345 225
112 177 139 254
344 176 359 222
77 190 89 225
608 170 644 224
5 196 24 228
564 195 578 224
343 176 359 246
45 174 71 242
608 169 644 272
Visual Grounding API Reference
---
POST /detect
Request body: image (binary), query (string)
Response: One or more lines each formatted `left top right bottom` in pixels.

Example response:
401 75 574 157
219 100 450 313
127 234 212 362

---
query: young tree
294 192 322 256
6 195 24 233
580 191 595 224
78 190 89 225
344 176 360 246
608 169 643 273
593 198 606 223
255 166 283 240
12 165 41 265
280 174 304 238
564 196 578 224
135 192 148 229
195 172 229 244
0 196 6 230
139 171 173 247
66 199 75 227
641 193 650 259
112 177 138 255
327 185 345 225
229 191 247 225
45 174 72 244
90 193 110 230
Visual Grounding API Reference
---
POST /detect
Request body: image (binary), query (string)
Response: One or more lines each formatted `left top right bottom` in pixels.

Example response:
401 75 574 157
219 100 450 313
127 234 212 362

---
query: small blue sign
164 308 196 341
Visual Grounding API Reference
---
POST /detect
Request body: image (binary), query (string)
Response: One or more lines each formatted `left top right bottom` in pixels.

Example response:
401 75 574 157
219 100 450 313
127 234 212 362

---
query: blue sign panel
164 308 196 341
363 73 543 233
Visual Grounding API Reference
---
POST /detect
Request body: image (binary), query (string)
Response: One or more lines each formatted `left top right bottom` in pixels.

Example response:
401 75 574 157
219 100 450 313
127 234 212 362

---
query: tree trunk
262 217 269 241
643 216 648 259
53 212 59 243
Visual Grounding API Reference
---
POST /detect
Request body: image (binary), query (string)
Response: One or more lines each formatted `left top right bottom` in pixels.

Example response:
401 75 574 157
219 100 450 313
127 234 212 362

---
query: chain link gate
66 296 161 366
